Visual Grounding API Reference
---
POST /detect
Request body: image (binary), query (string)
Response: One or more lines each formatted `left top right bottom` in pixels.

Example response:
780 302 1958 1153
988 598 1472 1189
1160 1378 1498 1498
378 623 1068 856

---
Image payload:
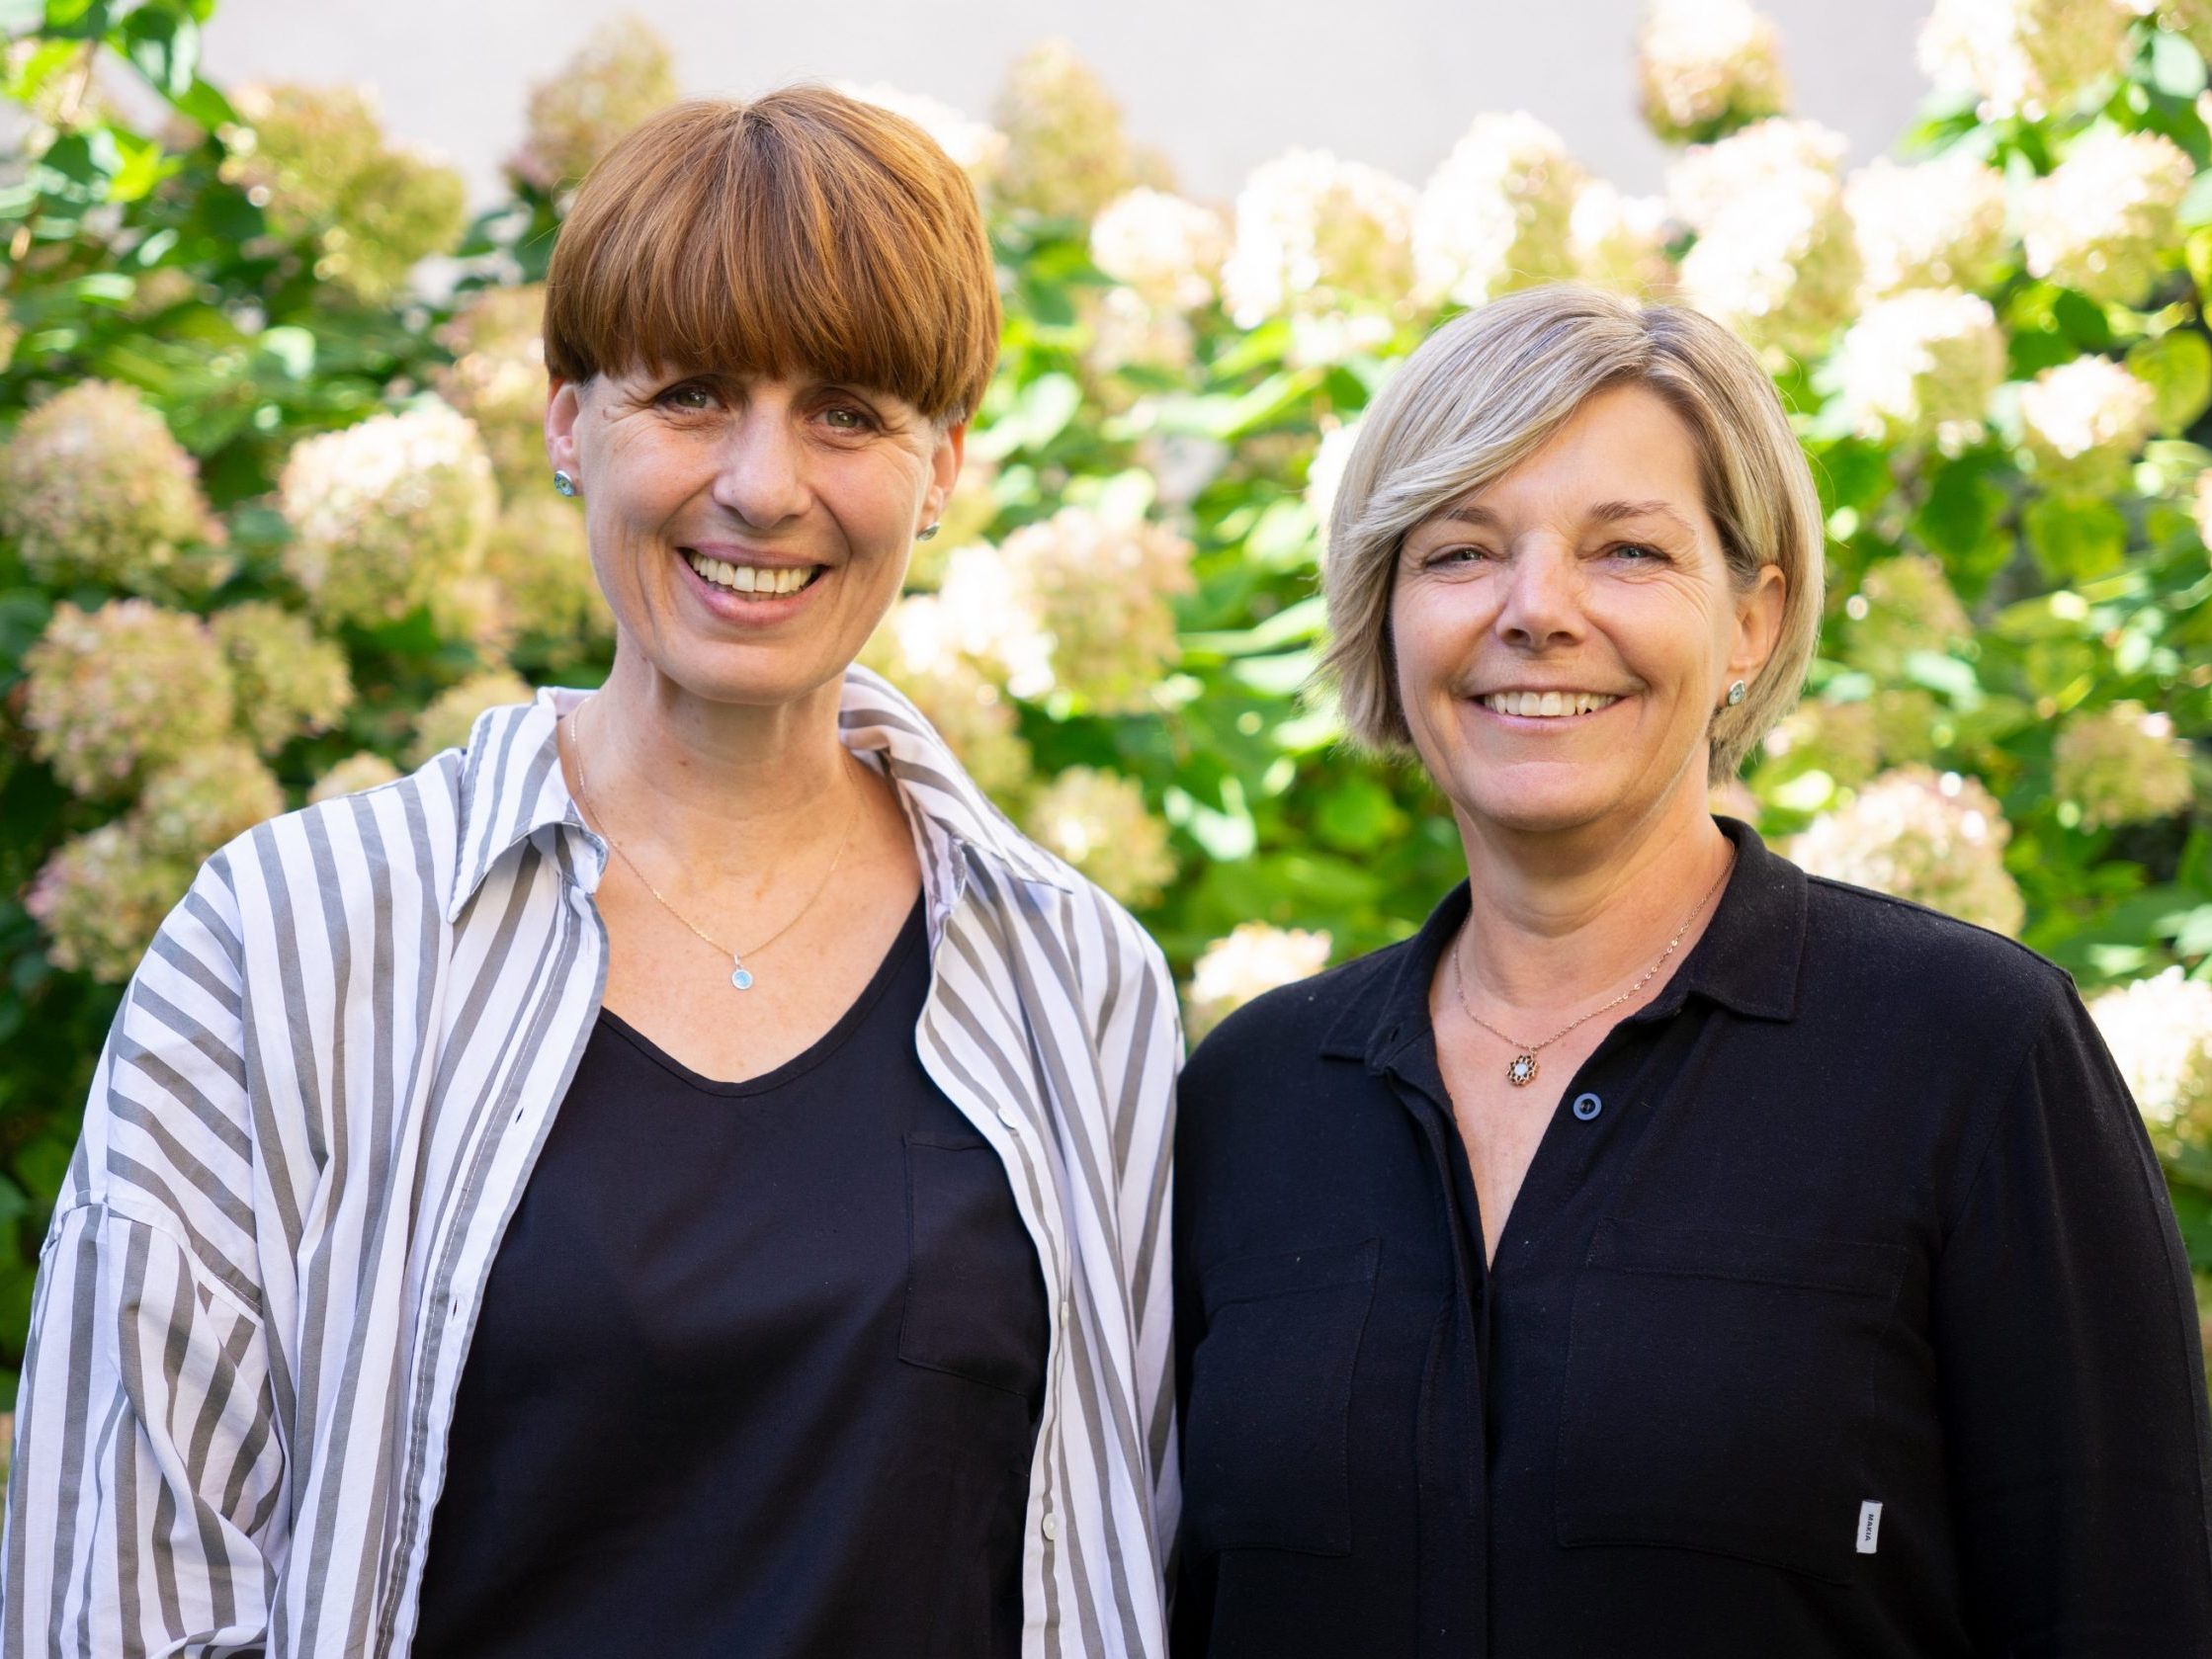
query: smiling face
1390 380 1783 846
547 365 960 709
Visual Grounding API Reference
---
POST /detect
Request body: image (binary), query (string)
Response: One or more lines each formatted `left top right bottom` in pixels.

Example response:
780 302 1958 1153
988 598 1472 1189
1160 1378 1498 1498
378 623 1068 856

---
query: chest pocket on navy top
1556 1219 1908 1583
1181 1238 1380 1557
898 1131 1050 1401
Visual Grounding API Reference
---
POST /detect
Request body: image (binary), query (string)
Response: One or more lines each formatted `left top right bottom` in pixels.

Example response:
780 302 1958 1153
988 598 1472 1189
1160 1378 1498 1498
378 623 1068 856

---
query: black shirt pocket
1555 1219 1907 1583
898 1131 1050 1402
1181 1238 1380 1558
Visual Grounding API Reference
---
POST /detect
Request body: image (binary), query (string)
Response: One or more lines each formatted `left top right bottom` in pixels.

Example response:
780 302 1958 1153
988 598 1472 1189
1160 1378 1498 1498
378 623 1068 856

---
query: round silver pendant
1506 1053 1538 1087
730 962 755 991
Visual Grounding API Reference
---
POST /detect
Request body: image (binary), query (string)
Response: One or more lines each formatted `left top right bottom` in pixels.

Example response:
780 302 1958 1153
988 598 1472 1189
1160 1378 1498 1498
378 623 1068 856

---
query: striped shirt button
997 1105 1022 1128
1043 1513 1060 1541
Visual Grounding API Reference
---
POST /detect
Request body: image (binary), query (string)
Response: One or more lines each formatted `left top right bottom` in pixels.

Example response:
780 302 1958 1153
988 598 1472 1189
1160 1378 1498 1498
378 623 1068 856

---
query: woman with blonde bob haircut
1172 285 2212 1656
5 90 1179 1659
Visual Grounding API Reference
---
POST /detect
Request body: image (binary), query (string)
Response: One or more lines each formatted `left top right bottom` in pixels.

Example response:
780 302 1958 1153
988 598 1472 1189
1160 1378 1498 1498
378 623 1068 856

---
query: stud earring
1726 680 1747 706
915 523 940 541
553 469 579 498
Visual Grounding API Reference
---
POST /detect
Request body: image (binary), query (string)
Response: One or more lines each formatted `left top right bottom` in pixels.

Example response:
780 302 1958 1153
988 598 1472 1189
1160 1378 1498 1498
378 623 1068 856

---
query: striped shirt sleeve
4 858 285 1658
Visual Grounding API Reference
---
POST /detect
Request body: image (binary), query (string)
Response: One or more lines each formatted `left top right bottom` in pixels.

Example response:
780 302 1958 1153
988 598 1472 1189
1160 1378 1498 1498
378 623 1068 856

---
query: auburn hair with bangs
544 88 999 425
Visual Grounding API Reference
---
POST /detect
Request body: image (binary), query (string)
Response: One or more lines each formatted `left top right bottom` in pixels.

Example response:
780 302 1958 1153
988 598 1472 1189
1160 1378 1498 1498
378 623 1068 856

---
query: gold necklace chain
1451 849 1735 1089
565 698 861 992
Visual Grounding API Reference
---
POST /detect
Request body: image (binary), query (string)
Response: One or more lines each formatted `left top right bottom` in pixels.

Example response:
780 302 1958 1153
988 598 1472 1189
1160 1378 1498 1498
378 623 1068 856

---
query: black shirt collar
1319 816 1807 1070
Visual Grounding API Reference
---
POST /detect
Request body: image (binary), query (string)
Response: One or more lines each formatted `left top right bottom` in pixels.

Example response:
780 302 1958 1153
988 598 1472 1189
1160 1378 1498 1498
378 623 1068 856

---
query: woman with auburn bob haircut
1170 286 2212 1657
3 91 1179 1659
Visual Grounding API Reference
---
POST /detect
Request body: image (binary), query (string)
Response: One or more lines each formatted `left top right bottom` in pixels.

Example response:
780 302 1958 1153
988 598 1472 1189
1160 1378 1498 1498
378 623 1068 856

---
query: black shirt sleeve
1933 979 2212 1655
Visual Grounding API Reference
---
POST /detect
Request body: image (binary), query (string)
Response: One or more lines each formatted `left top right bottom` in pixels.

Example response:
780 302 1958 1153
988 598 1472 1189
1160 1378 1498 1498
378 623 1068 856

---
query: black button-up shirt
1172 820 2212 1658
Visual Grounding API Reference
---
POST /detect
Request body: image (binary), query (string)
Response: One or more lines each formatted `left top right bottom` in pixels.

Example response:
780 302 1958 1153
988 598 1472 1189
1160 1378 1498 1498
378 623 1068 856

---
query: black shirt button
1573 1092 1603 1121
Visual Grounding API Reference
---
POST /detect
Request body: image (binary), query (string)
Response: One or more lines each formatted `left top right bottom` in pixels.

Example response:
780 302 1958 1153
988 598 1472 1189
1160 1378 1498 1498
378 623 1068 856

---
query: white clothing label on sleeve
1856 1500 1883 1554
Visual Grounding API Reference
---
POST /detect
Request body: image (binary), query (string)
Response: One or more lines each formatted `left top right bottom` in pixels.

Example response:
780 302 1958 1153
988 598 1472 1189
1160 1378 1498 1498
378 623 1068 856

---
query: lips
681 548 823 597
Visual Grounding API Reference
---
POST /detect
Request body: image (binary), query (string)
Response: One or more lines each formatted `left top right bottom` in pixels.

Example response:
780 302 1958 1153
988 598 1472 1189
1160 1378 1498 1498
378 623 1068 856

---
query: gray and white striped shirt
2 667 1180 1658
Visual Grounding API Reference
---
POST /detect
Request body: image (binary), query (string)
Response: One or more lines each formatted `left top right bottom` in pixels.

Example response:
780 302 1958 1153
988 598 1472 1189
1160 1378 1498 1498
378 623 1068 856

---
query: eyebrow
1431 498 1695 534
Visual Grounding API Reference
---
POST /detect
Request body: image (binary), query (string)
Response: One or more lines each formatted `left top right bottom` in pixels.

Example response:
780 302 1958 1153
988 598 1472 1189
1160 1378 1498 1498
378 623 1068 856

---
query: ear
1729 562 1787 689
546 376 584 478
921 420 967 534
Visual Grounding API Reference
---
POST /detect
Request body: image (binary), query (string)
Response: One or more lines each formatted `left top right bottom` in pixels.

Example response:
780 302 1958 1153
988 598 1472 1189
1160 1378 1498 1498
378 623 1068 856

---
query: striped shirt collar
447 664 1074 925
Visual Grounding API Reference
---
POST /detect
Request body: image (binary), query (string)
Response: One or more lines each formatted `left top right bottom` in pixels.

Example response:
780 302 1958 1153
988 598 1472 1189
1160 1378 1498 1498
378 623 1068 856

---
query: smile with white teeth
682 550 820 596
1481 691 1622 718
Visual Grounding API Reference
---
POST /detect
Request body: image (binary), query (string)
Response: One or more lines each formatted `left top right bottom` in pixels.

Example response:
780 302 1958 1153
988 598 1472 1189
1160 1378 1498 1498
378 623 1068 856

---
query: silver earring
915 523 940 541
1726 680 1747 706
553 469 579 498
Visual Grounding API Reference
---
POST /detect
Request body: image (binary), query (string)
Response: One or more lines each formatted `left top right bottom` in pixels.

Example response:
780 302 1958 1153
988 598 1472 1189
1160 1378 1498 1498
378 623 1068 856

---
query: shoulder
1798 871 2076 1034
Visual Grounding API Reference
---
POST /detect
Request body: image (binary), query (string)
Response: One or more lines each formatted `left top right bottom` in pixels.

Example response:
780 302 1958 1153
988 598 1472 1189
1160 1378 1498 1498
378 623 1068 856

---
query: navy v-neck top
412 896 1050 1657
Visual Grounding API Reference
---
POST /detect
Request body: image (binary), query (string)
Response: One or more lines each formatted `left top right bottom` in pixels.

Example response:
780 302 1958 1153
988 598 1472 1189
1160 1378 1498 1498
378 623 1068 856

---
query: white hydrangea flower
1221 148 1418 327
1669 119 1860 362
279 401 497 627
1083 286 1196 380
1090 187 1229 311
2088 966 2212 1139
2017 355 2159 495
1916 0 2135 120
1413 113 1585 308
858 596 1034 799
838 81 1009 191
1185 922 1334 1041
1022 767 1176 908
1637 0 1792 142
1307 419 1363 545
1833 289 2006 449
933 540 1060 703
1845 153 2010 301
1570 180 1675 296
2022 127 2194 305
1789 767 2026 935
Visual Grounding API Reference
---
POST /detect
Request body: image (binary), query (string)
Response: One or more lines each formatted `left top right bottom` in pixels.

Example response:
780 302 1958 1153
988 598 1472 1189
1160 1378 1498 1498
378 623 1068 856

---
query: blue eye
1611 541 1664 562
657 381 717 411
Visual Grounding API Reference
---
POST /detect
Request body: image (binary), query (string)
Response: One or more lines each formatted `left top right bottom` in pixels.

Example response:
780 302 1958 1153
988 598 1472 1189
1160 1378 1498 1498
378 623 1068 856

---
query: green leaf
1314 778 1406 854
2152 30 2210 101
166 76 233 130
115 3 198 97
2022 494 2130 580
2129 330 2212 434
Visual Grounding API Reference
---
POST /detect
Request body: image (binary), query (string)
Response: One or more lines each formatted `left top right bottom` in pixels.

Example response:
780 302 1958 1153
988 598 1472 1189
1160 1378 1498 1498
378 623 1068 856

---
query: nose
1493 540 1585 651
708 403 810 531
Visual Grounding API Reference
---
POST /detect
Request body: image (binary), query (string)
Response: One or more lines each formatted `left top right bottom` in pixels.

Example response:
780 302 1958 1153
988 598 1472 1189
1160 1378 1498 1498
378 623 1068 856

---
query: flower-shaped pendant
1505 1053 1538 1087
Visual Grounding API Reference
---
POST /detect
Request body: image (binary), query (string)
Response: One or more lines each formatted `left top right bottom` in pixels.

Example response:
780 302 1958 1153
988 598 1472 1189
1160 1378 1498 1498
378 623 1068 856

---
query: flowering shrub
7 0 2212 1395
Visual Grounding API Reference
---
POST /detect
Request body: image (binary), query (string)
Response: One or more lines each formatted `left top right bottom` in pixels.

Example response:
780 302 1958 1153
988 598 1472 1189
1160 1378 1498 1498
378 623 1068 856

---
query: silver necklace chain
564 697 860 991
1451 849 1735 1088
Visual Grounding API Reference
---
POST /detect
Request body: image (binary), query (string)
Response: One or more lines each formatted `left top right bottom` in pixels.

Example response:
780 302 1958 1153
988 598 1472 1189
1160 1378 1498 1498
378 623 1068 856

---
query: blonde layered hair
1318 285 1825 779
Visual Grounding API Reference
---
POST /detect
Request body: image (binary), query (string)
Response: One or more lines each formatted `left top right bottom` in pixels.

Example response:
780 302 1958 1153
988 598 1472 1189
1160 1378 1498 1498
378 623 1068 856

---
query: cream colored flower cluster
479 495 614 659
435 286 551 496
861 596 1036 800
1790 767 2026 935
2054 701 2195 829
1091 188 1229 312
1668 119 1860 363
210 601 355 754
134 742 287 867
1636 0 1792 142
406 671 536 768
23 601 236 796
1569 182 1675 297
1184 922 1333 1041
23 825 196 984
1021 766 1177 907
1221 149 1418 329
993 41 1149 220
2022 127 2193 305
1916 0 2135 120
222 83 467 303
1845 553 1974 675
279 401 498 627
0 380 222 593
507 17 680 195
2017 356 2160 496
839 82 1010 193
1760 698 1881 788
993 508 1197 714
1834 289 2006 449
1845 153 2010 301
2089 966 2212 1142
1413 113 1585 309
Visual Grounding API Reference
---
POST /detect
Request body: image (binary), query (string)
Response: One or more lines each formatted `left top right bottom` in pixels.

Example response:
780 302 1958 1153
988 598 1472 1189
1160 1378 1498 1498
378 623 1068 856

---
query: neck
1450 781 1733 1024
567 648 863 881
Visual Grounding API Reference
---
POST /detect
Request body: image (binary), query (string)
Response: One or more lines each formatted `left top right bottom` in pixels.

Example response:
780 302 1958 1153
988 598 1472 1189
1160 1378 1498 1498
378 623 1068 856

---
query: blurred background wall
201 0 1933 204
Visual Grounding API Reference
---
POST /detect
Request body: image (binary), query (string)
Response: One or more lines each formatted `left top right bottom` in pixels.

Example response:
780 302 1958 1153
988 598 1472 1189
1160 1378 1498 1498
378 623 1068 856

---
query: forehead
1432 383 1711 531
